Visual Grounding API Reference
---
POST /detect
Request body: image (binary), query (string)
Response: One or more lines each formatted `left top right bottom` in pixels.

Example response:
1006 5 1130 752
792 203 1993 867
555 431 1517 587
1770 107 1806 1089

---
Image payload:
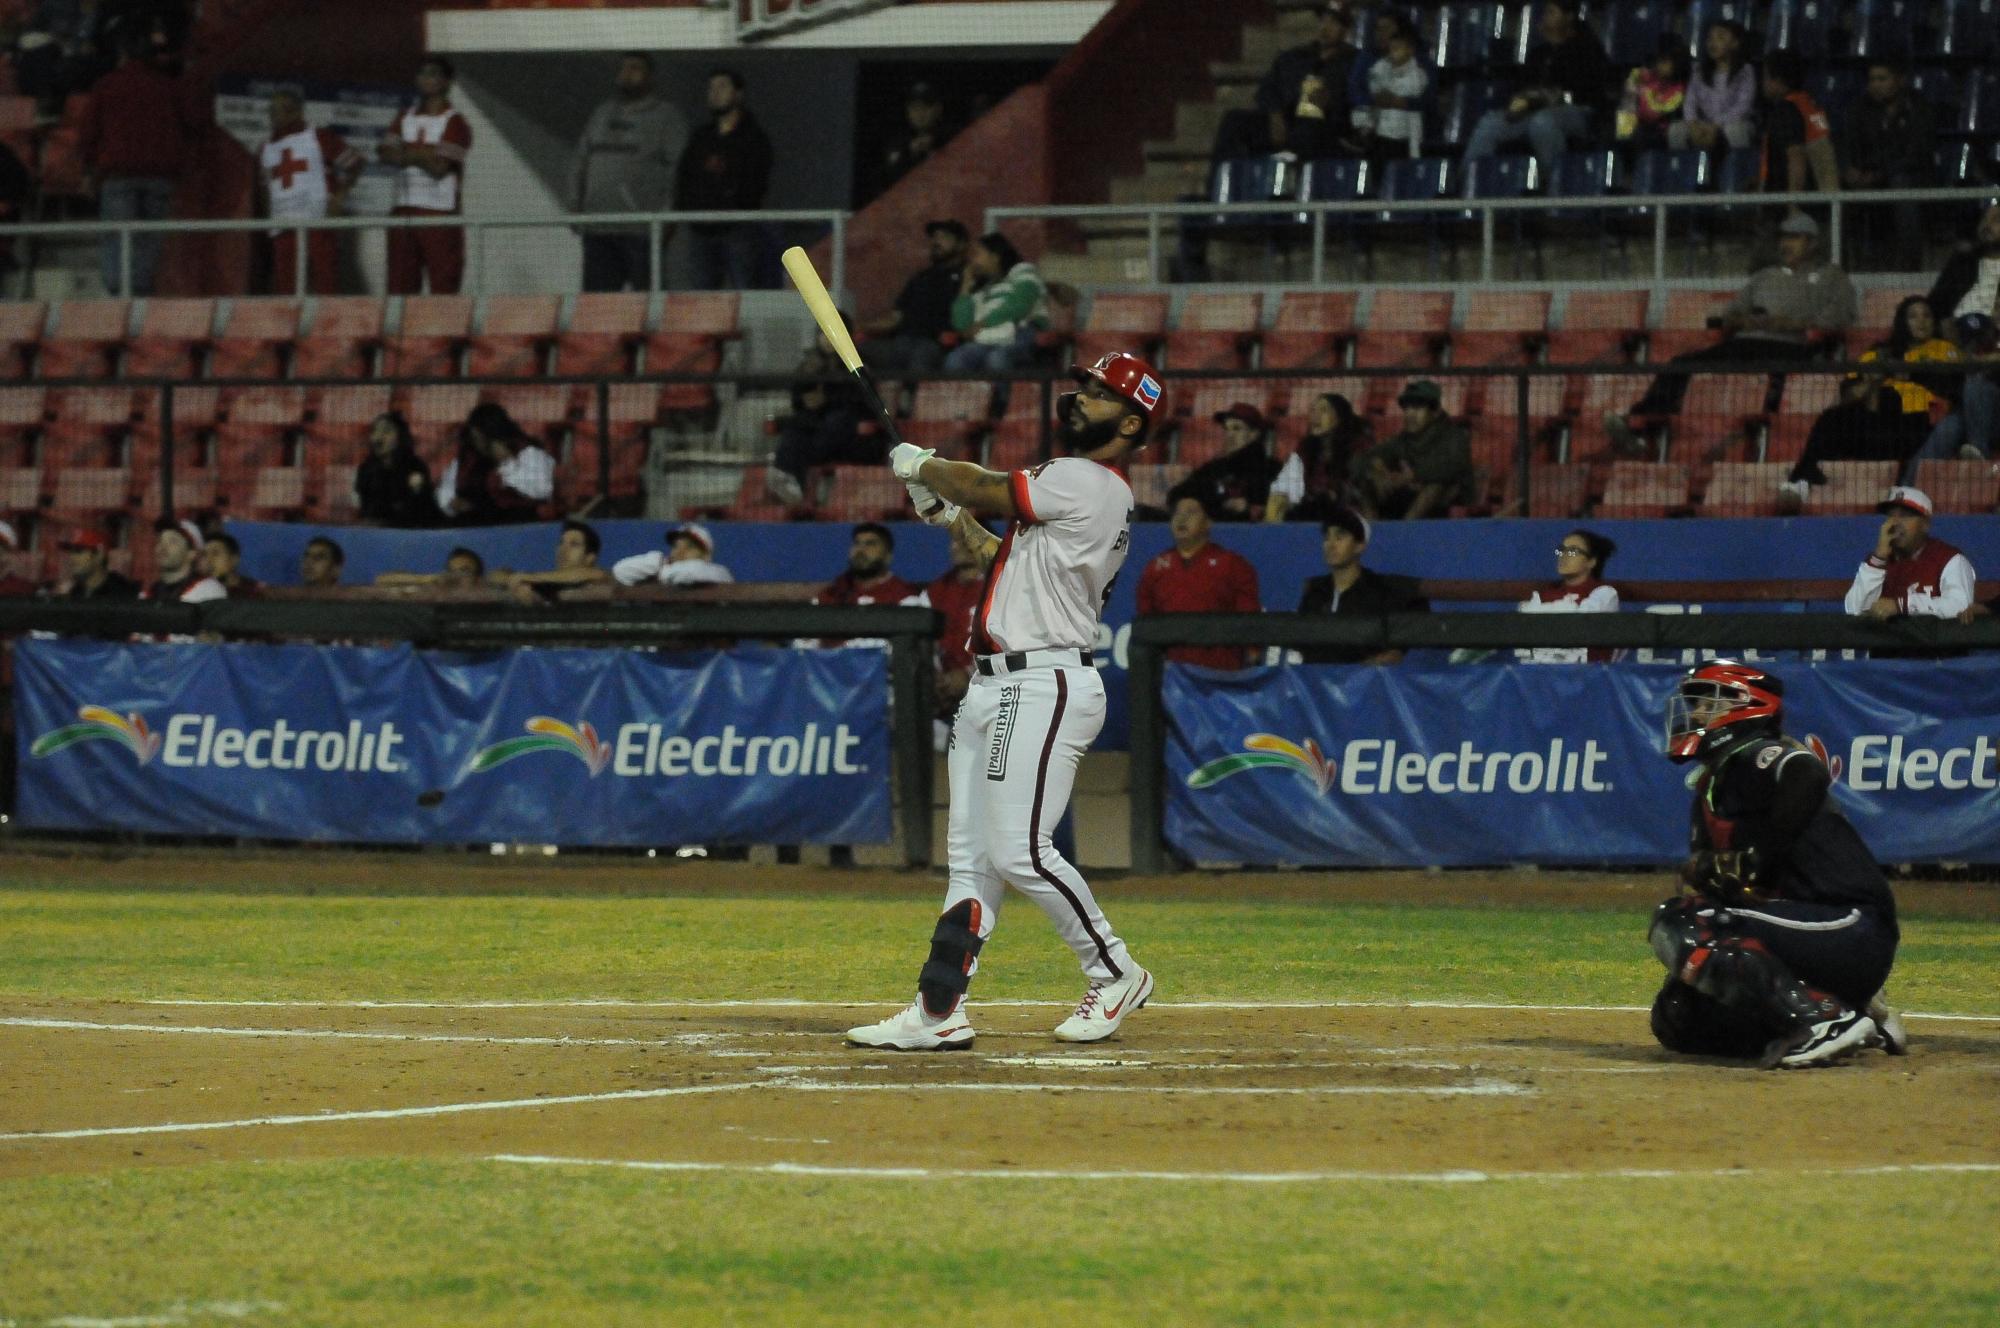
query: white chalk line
107 997 2000 1024
0 1017 673 1049
491 1153 2000 1186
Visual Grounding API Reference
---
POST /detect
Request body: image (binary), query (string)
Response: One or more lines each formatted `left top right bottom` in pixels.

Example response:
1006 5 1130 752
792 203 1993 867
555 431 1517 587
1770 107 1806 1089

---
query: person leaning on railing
1518 529 1619 665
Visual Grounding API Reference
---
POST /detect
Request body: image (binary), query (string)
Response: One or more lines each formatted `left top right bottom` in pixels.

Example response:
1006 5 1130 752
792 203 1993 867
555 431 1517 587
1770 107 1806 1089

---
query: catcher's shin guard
1650 980 1774 1058
1650 900 1844 1031
917 900 984 1018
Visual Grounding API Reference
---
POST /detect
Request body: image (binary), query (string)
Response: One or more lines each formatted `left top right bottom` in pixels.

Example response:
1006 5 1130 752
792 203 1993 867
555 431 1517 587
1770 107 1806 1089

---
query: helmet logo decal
1135 375 1161 410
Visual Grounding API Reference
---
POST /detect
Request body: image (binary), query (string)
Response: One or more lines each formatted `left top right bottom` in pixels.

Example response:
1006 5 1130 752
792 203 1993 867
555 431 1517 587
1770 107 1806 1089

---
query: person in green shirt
1350 378 1476 520
944 231 1050 374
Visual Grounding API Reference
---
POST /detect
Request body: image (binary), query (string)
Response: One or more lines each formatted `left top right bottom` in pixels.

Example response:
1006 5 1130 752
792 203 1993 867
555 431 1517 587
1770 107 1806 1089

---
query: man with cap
874 80 955 197
0 520 35 596
1351 379 1474 521
1168 401 1281 521
846 350 1164 1051
860 219 968 377
142 519 226 603
1137 494 1262 669
612 522 734 589
1608 213 1855 449
58 529 138 600
1296 505 1429 664
1844 486 1976 621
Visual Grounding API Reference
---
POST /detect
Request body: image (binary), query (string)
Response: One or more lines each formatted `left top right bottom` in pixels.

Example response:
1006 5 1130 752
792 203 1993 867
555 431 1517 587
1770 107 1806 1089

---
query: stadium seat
402 382 481 448
1363 157 1455 266
304 384 394 467
1596 461 1692 518
1545 289 1648 365
1263 291 1358 369
383 295 471 378
1502 464 1590 518
140 470 217 517
319 463 359 519
484 382 573 446
52 466 133 514
713 466 791 522
1567 371 1650 458
1163 291 1261 371
816 465 905 521
1127 462 1189 514
466 294 560 378
983 422 1046 472
38 299 131 380
1645 289 1737 361
129 386 220 471
1071 292 1170 368
1914 458 2000 513
0 466 39 509
1776 372 1844 420
209 299 300 380
1453 290 1550 367
1671 373 1773 459
1856 287 1919 339
1353 289 1451 369
645 293 740 413
42 387 136 461
124 298 216 379
902 380 994 454
239 466 307 518
0 301 47 379
0 385 45 447
1601 0 1674 64
292 298 384 379
1850 0 1922 60
1805 461 1899 513
658 290 742 338
1295 156 1374 258
1699 462 1793 516
1936 0 1998 59
555 292 646 377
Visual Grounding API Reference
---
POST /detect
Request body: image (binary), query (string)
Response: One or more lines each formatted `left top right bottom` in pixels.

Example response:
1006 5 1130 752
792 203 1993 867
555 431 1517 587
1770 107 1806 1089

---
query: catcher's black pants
1652 898 1899 1057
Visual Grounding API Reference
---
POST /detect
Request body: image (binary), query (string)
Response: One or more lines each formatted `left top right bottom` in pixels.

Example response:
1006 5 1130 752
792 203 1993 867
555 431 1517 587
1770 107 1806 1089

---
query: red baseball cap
1212 401 1270 430
58 528 111 551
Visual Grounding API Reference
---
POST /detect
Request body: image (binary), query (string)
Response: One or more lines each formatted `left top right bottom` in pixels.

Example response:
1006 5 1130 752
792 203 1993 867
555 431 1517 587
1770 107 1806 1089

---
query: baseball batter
846 352 1164 1049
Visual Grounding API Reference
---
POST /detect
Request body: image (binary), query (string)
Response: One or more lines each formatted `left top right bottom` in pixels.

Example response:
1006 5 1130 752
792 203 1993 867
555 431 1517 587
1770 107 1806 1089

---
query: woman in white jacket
1519 529 1620 663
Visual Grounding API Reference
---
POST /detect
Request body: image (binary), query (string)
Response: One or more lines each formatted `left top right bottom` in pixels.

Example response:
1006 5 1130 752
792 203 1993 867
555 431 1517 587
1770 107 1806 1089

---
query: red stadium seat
1127 463 1189 514
124 298 216 378
1452 290 1550 366
209 299 300 380
1698 462 1793 517
1776 372 1843 418
484 382 573 445
466 294 559 378
902 379 995 453
1670 373 1772 460
239 466 308 518
42 387 137 461
383 295 472 378
1804 461 1898 514
1545 289 1648 365
1263 291 1357 368
722 467 794 522
0 384 45 446
1914 459 2000 514
0 301 47 379
0 465 39 509
1163 291 1261 370
1595 461 1691 518
292 298 385 379
1071 292 1169 367
318 463 359 519
817 465 905 521
556 292 647 376
983 422 1045 472
52 466 133 514
644 294 740 413
1501 463 1591 518
1352 290 1451 369
1645 288 1736 361
658 291 741 337
215 386 306 449
38 299 131 380
1856 287 1919 339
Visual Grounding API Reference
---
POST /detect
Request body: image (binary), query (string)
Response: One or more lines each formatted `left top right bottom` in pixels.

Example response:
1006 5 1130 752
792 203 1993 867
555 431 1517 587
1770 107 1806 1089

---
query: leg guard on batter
1649 898 1845 1032
917 900 983 1018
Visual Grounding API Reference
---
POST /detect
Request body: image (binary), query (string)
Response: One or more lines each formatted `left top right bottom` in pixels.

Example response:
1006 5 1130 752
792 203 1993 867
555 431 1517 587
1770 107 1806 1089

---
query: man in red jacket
79 27 203 295
1135 494 1262 669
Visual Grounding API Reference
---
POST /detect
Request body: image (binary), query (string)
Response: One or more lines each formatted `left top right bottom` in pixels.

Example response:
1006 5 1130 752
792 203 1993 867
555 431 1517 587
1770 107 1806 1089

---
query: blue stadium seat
1426 79 1503 155
1764 0 1834 61
1961 69 2000 140
1681 0 1761 59
1935 0 1998 60
1909 67 1961 124
1806 68 1866 121
1600 0 1674 66
1849 0 1922 60
1431 4 1503 70
1456 156 1539 274
1296 157 1376 248
1363 157 1455 270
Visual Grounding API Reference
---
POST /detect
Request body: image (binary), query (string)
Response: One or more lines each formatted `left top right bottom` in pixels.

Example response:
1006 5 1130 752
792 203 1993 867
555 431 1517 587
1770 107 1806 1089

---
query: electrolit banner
1165 659 2000 866
14 640 891 846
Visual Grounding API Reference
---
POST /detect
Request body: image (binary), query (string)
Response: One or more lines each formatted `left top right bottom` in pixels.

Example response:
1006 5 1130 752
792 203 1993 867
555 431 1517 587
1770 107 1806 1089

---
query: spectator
1838 62 1937 272
612 522 734 589
1347 10 1424 135
1135 495 1262 670
435 402 556 526
1922 204 2000 459
374 546 491 594
810 521 921 648
1757 49 1837 199
1619 37 1687 149
257 87 361 296
768 320 873 506
300 536 344 591
1858 296 1981 476
13 1 104 117
1267 390 1370 522
1357 21 1427 164
922 518 986 720
1779 370 1923 505
1844 486 1975 621
56 528 137 599
944 232 1049 375
568 52 686 294
1605 213 1855 446
491 519 610 605
1169 401 1281 521
1226 2 1359 160
379 56 472 296
873 80 955 197
1463 0 1612 176
142 518 224 602
1296 505 1428 664
860 219 967 376
1350 379 1474 520
353 410 435 529
199 531 258 596
1519 528 1619 663
0 520 34 595
673 68 774 291
79 24 200 296
1669 19 1756 154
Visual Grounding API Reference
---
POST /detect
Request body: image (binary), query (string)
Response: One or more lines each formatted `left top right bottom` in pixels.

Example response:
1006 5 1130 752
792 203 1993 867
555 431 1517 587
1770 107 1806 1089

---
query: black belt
974 649 1092 676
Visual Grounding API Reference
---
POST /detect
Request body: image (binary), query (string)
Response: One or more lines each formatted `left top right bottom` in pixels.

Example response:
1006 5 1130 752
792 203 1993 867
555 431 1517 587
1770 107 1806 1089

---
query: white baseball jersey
974 457 1133 655
390 105 472 213
261 126 358 223
611 551 733 588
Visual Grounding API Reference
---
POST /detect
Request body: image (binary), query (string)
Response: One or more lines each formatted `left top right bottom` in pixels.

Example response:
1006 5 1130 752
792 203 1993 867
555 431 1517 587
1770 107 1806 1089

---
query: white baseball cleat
1053 966 1154 1043
845 999 975 1051
1763 1010 1879 1069
1865 989 1909 1055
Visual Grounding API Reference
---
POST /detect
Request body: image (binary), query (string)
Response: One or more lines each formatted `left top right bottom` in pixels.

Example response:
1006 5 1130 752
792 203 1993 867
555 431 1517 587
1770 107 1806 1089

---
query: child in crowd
1361 27 1427 164
1621 39 1688 147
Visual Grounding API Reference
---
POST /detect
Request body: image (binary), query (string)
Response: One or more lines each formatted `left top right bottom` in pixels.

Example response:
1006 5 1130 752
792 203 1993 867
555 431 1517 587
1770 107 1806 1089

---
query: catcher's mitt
1679 846 1763 904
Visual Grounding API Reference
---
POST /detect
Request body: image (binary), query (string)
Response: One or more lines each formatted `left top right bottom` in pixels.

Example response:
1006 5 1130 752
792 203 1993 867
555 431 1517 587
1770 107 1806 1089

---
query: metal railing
9 208 850 299
987 184 2000 284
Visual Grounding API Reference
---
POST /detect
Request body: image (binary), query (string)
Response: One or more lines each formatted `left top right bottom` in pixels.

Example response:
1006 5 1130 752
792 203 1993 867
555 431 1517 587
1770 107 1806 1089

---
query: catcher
1650 660 1908 1068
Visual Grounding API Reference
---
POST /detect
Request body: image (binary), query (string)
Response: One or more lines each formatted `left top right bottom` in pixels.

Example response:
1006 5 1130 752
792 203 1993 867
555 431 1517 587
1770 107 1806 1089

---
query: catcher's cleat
1763 1010 1880 1069
1865 990 1909 1055
846 999 975 1051
1053 966 1153 1043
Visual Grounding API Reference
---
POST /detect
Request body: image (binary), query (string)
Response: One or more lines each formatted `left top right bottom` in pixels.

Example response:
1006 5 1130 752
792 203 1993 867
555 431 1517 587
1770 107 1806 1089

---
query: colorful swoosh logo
1186 733 1336 795
466 717 612 778
1804 734 1843 784
30 706 161 764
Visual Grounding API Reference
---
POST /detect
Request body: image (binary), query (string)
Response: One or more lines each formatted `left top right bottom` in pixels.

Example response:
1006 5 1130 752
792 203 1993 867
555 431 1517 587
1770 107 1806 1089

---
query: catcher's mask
1665 660 1783 764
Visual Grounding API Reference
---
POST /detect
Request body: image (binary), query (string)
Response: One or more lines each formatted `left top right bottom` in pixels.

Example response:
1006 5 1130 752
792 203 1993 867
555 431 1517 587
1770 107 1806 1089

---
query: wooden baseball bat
780 246 901 439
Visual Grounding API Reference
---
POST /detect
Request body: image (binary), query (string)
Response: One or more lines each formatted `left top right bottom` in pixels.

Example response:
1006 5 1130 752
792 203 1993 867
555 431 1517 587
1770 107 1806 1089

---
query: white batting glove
888 442 935 481
905 478 959 527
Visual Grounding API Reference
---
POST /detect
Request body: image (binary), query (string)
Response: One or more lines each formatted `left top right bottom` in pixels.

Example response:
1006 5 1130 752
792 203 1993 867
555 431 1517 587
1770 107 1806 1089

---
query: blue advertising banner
14 640 891 846
1165 659 2000 866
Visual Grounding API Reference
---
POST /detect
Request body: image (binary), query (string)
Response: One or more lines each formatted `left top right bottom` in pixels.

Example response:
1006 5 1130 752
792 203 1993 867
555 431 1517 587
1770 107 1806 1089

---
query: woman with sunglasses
1518 528 1620 663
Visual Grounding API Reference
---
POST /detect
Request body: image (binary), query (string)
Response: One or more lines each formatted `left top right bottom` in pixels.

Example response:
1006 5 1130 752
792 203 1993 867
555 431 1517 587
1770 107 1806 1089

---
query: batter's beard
1058 409 1122 453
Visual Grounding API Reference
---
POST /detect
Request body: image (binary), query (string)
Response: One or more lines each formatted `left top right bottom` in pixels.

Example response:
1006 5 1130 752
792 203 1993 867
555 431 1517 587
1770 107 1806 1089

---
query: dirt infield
5 996 1996 1184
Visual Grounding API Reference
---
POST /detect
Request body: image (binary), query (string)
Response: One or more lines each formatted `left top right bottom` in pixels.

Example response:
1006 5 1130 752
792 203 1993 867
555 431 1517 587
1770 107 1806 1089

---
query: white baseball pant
942 663 1133 983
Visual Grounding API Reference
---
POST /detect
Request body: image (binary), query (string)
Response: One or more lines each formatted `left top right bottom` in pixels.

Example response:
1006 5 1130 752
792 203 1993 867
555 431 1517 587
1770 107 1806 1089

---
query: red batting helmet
1073 351 1165 421
1665 660 1784 764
